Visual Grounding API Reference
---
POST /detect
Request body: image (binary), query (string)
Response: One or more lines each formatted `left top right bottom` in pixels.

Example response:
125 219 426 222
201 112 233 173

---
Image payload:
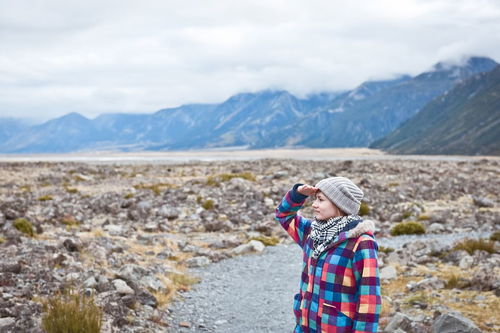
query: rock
472 196 494 208
121 295 137 309
103 224 125 236
0 262 22 274
231 240 265 255
0 317 15 330
117 264 165 292
459 255 474 269
65 272 80 282
380 265 397 281
136 289 158 308
83 276 98 289
63 238 81 252
159 206 179 220
186 256 211 268
112 279 135 295
408 277 445 291
144 222 159 232
384 312 413 333
428 223 446 233
431 311 481 333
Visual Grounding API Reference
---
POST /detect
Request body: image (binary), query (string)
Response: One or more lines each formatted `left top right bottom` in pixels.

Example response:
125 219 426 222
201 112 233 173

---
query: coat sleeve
351 236 381 333
274 185 312 249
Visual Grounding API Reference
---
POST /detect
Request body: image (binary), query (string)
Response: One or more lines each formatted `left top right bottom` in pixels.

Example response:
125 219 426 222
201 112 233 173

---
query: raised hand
297 184 318 196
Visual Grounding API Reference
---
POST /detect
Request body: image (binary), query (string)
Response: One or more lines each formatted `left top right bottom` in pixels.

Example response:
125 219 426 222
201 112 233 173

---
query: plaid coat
275 188 381 333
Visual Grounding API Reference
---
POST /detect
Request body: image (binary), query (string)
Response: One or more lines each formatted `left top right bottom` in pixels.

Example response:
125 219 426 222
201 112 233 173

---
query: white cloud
0 0 499 121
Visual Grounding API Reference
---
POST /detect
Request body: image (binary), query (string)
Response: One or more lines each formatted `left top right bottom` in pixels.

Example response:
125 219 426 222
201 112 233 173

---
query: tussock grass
13 218 35 237
42 289 102 333
201 199 214 210
378 246 394 254
38 195 53 201
133 183 177 195
452 238 495 255
490 231 500 242
206 172 256 186
359 202 370 216
390 221 425 236
250 235 280 246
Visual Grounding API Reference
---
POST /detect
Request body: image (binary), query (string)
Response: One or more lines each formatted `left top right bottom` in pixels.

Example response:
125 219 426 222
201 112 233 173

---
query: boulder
117 264 165 292
408 277 445 291
231 240 265 255
384 312 414 333
431 312 481 333
112 279 135 295
185 256 211 268
380 265 397 281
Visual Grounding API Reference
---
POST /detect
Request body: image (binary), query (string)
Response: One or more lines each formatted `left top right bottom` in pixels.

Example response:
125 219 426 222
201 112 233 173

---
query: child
275 177 381 332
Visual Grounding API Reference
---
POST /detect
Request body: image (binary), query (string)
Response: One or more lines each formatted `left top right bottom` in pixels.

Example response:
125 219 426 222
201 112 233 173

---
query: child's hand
297 184 318 196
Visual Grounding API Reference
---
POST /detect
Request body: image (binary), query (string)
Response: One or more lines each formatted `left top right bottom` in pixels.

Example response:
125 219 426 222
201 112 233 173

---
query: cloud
0 0 499 121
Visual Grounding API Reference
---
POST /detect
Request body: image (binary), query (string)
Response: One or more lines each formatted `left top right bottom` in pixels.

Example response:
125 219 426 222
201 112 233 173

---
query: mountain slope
289 56 499 147
371 66 500 155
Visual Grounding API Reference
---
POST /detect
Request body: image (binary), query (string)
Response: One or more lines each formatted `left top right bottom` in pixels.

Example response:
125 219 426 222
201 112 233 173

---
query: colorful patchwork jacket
275 187 381 333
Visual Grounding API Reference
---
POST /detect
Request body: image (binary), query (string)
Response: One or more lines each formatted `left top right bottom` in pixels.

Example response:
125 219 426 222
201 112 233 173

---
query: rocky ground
0 157 498 332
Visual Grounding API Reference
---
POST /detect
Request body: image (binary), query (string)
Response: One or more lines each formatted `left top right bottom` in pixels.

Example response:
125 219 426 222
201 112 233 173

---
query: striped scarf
310 215 361 258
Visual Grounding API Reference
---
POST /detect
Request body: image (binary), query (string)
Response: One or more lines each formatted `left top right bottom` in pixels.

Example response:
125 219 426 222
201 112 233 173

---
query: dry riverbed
0 156 498 332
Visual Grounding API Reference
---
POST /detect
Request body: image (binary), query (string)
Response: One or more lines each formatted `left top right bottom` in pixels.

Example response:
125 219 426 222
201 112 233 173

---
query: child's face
312 191 343 220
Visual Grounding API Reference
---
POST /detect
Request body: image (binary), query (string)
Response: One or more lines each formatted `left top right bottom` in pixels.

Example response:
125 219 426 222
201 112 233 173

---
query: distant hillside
0 118 30 144
0 56 498 154
371 66 500 155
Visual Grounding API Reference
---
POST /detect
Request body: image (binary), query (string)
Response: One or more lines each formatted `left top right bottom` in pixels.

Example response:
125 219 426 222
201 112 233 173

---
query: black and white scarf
310 215 361 259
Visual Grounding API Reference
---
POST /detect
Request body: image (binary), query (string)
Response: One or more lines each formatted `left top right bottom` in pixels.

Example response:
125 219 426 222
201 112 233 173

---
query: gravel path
168 242 303 332
167 232 488 332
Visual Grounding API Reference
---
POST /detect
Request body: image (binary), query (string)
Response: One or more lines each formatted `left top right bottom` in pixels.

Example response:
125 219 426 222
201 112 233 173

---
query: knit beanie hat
315 177 364 215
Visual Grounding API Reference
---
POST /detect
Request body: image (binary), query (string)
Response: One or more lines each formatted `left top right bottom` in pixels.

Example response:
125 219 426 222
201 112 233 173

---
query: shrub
417 214 430 221
490 231 500 242
359 202 370 216
124 193 134 199
206 172 256 186
452 238 495 255
61 216 80 227
445 274 471 289
390 221 425 236
13 218 35 237
202 199 214 210
65 187 78 194
378 246 394 254
38 195 53 201
0 236 5 244
250 235 280 246
42 289 102 333
133 183 177 196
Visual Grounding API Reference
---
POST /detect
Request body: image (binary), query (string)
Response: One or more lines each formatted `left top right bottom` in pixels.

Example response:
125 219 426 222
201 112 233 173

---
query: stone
408 277 445 291
0 262 22 274
186 256 211 268
83 276 98 289
431 312 481 333
112 279 135 295
0 317 15 330
137 289 158 308
63 238 81 252
384 312 413 333
472 196 494 208
459 255 474 269
380 265 397 281
428 223 446 233
117 264 165 292
179 321 191 328
231 240 265 255
144 222 159 232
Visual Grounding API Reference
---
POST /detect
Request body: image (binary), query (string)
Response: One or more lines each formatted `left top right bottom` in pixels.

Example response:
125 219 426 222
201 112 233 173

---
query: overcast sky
1 0 500 122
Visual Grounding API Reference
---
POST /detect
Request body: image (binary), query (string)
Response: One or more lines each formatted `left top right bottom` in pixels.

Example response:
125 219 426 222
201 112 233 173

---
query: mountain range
370 65 500 155
0 56 498 155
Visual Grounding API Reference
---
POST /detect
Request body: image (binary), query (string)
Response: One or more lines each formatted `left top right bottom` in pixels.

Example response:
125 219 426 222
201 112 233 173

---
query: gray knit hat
315 177 364 215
